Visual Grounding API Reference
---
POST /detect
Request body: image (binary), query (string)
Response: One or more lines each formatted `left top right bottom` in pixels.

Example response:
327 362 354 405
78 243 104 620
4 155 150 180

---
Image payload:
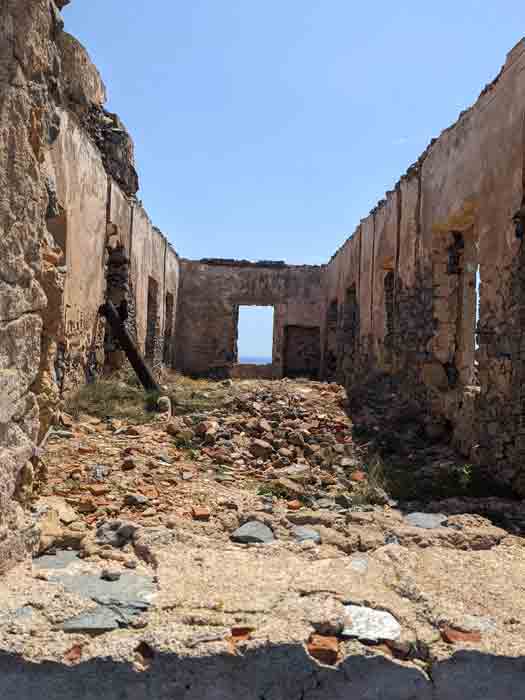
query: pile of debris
2 377 525 696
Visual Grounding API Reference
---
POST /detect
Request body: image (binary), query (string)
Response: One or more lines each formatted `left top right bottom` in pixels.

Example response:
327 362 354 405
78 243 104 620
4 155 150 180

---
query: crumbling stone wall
175 260 323 377
43 26 179 383
4 3 525 583
0 0 67 573
0 1 182 575
322 39 525 496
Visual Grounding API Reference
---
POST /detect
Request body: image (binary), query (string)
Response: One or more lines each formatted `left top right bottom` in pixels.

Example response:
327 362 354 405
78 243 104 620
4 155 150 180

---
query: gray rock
231 521 274 544
117 521 140 540
292 526 321 544
62 606 120 634
91 464 109 481
124 494 149 508
49 571 157 606
96 520 139 547
343 604 401 642
405 512 447 529
385 533 400 545
101 569 121 582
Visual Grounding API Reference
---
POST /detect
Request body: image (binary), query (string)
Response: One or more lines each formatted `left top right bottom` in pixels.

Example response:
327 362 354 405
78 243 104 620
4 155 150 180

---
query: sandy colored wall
175 261 323 377
46 109 108 389
322 39 525 494
129 206 179 367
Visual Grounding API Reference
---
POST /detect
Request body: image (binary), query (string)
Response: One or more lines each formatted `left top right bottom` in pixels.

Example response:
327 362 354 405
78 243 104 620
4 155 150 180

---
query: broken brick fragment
231 626 254 641
441 625 482 644
287 500 302 511
350 471 367 482
307 634 339 665
192 506 211 521
89 484 110 496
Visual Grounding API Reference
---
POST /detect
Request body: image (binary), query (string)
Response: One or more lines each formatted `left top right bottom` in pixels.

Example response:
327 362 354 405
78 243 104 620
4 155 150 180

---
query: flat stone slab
231 521 274 544
33 550 79 570
343 604 401 642
49 571 157 605
292 526 321 544
62 606 121 634
404 512 447 529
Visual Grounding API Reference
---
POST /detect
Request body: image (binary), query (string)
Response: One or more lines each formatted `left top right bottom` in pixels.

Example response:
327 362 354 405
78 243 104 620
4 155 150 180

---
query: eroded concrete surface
1 378 524 698
2 508 525 698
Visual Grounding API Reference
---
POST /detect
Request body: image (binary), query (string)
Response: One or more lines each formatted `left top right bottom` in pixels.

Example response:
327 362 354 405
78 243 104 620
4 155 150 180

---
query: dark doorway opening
284 326 320 379
324 300 338 381
145 277 159 365
163 291 175 365
338 285 358 384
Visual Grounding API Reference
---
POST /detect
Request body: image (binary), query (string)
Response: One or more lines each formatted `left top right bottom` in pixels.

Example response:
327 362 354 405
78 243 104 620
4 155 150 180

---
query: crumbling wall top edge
180 258 324 270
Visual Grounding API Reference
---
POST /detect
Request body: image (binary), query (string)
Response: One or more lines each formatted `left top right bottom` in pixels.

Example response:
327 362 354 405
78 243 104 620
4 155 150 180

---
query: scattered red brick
192 506 211 521
287 500 302 511
307 634 339 665
89 484 110 496
441 625 482 645
64 644 83 664
350 471 367 482
231 626 254 641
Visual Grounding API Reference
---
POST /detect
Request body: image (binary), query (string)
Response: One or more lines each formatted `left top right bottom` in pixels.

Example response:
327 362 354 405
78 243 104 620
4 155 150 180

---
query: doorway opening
324 300 338 382
145 277 160 364
236 306 274 365
338 285 358 383
451 232 479 386
163 291 175 365
284 326 320 378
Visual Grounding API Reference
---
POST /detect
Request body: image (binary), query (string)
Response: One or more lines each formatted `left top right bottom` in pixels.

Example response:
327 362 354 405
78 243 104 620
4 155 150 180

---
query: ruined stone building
2 0 525 575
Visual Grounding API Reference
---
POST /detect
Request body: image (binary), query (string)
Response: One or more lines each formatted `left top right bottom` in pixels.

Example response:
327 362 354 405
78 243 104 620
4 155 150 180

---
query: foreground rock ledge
1 530 524 700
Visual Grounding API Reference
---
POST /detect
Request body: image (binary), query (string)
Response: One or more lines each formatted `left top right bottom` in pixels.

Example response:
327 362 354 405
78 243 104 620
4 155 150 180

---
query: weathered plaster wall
130 207 179 372
45 108 108 391
175 260 323 377
322 39 525 494
0 2 181 576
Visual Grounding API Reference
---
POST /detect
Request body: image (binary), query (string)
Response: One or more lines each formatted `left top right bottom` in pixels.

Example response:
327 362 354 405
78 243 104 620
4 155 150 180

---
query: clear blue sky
63 1 524 354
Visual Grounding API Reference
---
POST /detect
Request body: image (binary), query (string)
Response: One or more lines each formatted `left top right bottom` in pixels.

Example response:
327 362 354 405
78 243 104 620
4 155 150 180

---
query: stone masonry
2 2 525 573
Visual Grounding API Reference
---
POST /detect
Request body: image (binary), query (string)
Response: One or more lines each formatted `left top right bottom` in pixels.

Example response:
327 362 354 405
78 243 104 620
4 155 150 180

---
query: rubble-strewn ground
2 376 525 699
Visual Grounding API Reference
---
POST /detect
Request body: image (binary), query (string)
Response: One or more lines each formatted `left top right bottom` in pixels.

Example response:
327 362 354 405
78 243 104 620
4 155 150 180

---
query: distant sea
239 356 272 365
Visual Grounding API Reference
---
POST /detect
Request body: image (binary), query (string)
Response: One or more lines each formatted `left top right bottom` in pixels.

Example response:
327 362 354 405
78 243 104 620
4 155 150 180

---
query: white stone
343 605 401 642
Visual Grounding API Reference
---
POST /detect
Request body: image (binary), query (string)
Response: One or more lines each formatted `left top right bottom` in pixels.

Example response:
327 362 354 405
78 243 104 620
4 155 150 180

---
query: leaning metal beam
99 301 161 393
